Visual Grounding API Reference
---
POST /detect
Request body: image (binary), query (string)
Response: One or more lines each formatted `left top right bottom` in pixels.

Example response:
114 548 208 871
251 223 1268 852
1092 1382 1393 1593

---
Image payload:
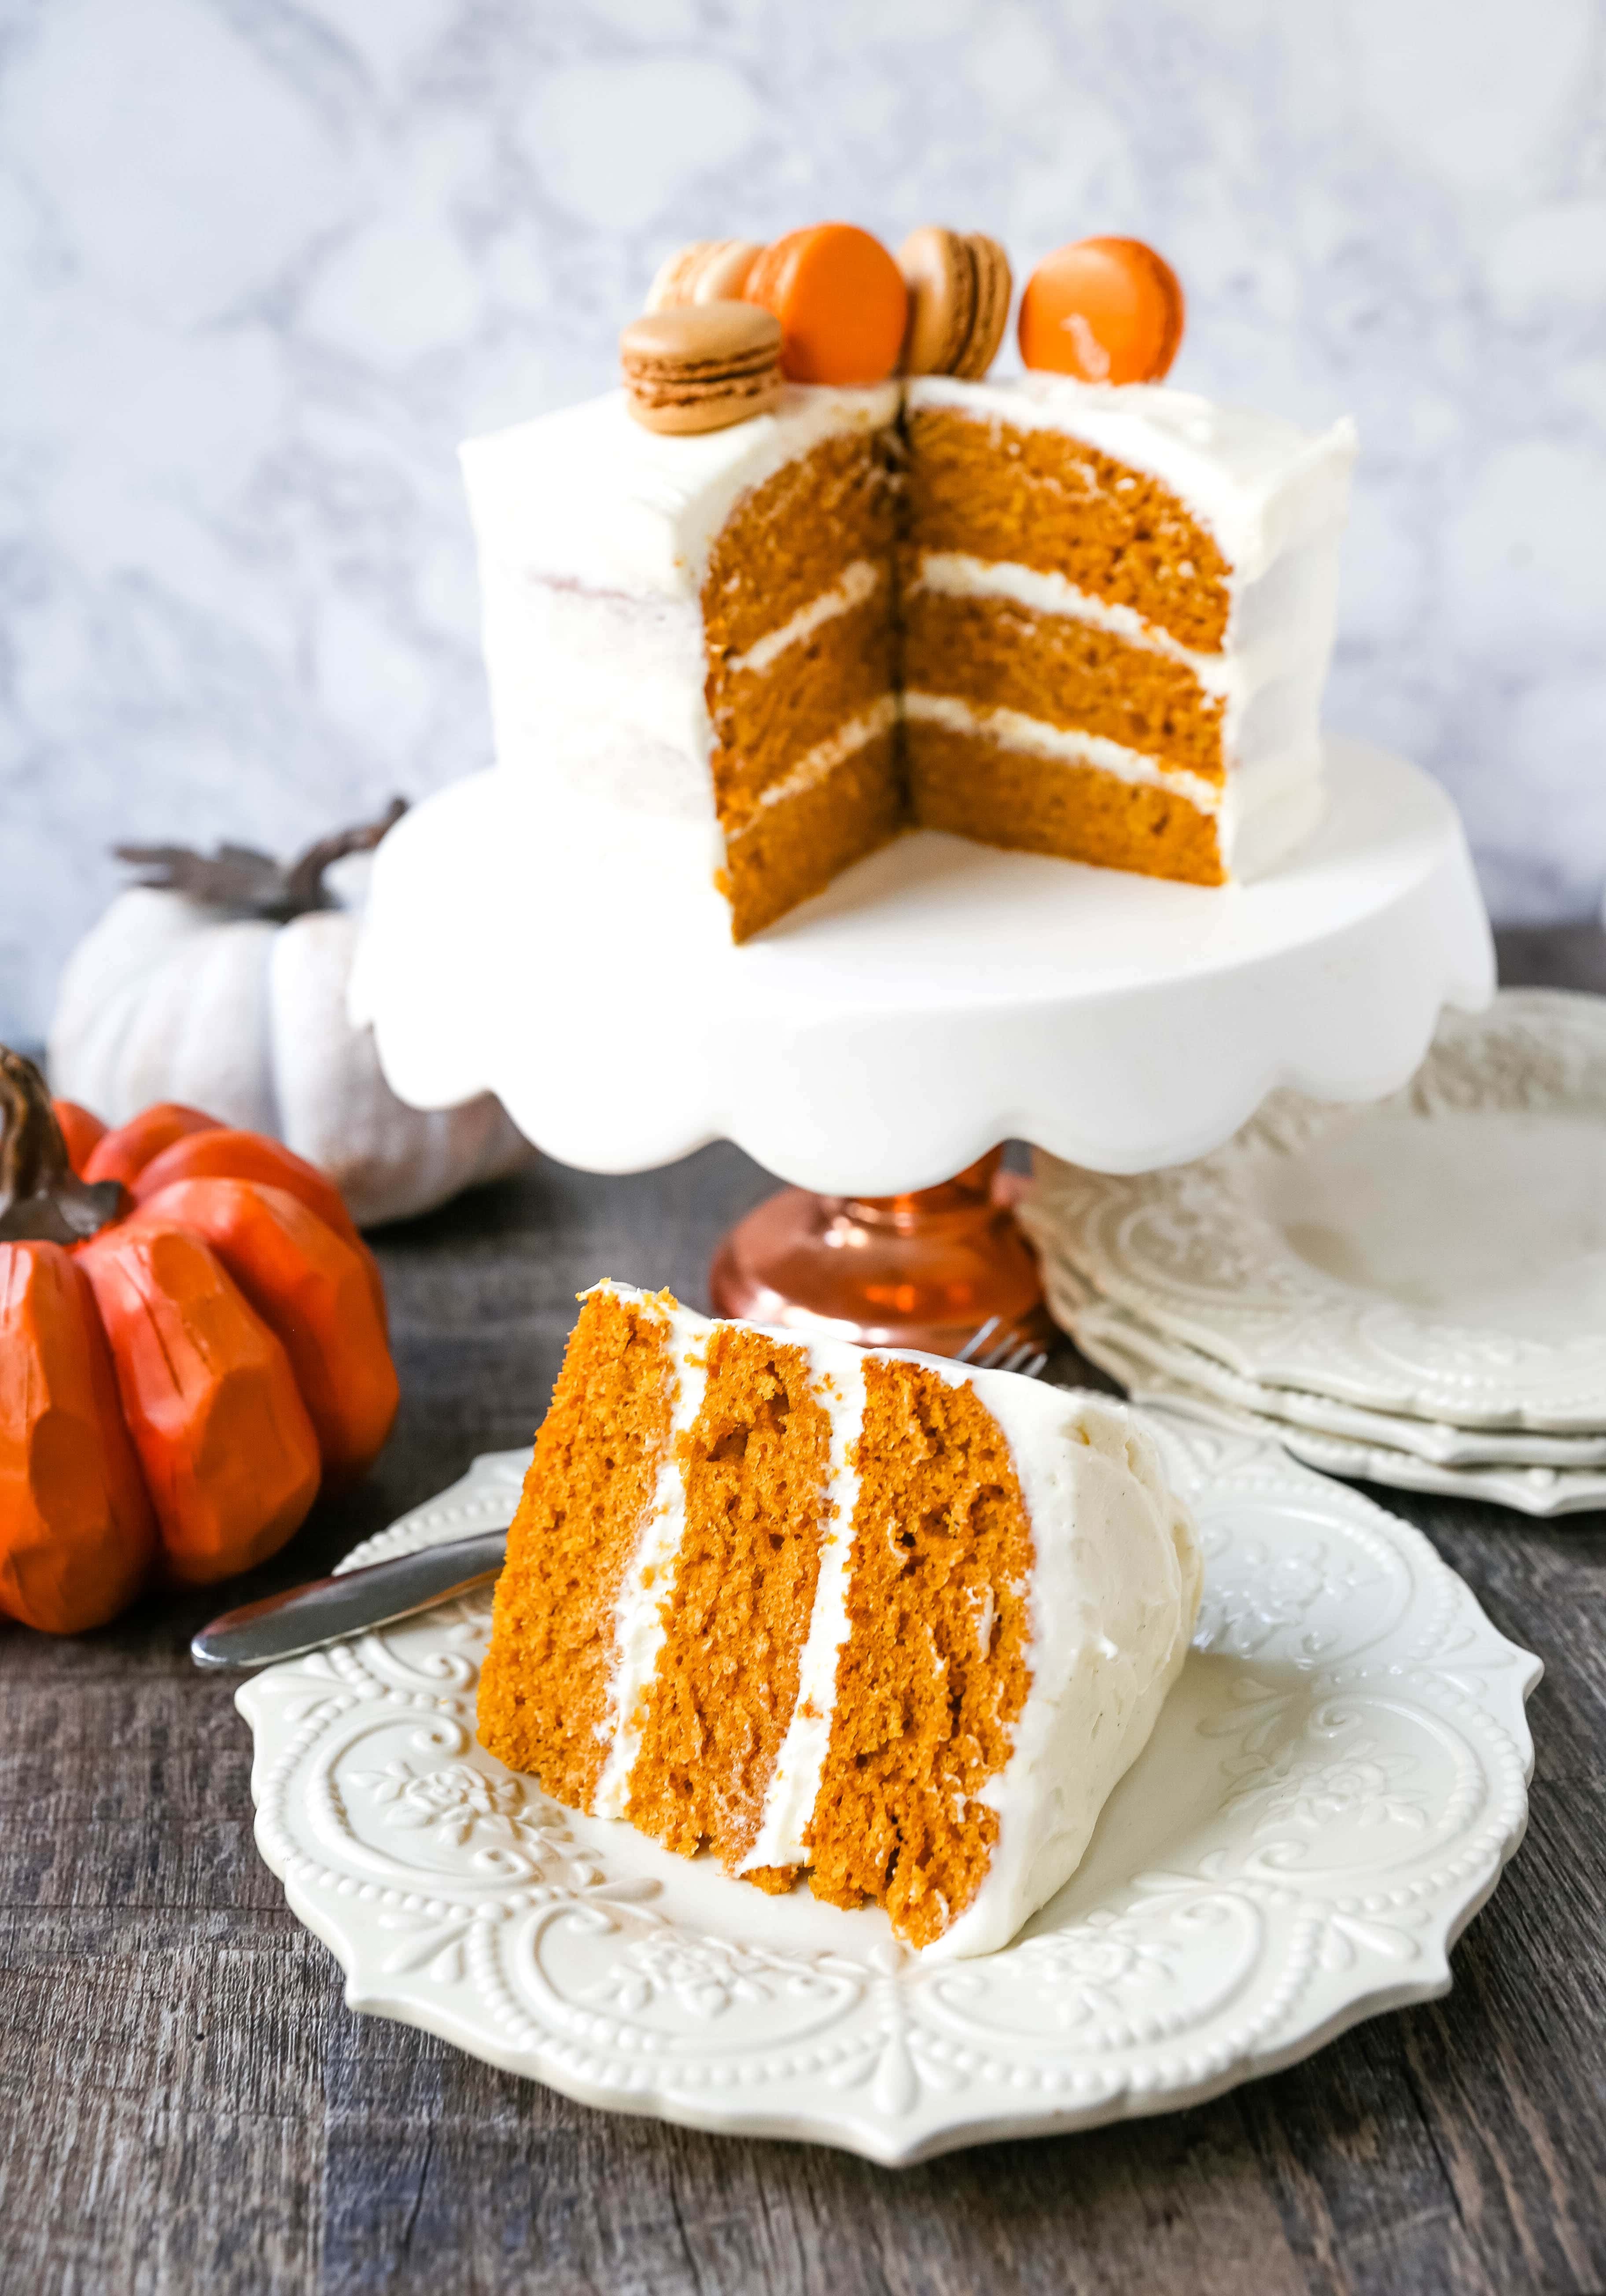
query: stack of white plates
1020 991 1606 1518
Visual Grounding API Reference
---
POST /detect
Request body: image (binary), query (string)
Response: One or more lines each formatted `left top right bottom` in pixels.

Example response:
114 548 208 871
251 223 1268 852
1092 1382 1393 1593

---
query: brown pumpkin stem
114 796 409 921
0 1049 129 1245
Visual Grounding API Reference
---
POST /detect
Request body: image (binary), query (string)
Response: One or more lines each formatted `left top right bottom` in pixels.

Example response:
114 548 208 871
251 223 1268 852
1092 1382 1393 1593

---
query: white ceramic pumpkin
48 803 534 1228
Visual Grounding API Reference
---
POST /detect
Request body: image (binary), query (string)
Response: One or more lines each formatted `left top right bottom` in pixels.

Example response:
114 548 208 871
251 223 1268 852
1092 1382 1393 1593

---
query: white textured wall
4 0 1604 1043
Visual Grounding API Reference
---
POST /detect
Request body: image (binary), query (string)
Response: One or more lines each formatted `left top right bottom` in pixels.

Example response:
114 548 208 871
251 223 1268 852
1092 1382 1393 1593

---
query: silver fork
192 1316 1052 1671
952 1315 1050 1382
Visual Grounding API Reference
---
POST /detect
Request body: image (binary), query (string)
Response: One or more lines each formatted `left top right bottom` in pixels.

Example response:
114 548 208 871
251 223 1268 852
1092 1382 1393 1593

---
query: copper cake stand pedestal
708 1148 1054 1356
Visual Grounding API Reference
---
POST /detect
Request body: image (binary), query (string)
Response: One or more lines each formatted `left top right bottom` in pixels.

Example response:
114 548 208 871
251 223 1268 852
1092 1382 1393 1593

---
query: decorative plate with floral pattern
236 1419 1539 2165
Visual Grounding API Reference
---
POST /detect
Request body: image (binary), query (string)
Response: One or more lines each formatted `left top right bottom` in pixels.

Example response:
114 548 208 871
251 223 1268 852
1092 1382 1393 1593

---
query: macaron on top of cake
620 303 783 435
897 226 1013 380
645 238 764 312
744 223 908 386
629 224 1187 430
1017 236 1184 384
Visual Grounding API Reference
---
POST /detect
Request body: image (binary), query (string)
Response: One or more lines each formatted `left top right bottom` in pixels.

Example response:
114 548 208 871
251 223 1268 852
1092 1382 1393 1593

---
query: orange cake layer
804 1356 1034 1950
906 718 1225 886
902 579 1226 779
708 579 897 818
700 424 903 938
702 428 900 656
902 404 1234 652
718 719 904 942
476 1283 1203 1960
623 1323 832 1885
477 1286 674 1809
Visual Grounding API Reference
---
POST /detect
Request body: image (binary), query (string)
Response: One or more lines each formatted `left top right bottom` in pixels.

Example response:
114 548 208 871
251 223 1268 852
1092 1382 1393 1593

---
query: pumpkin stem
114 796 409 921
0 1048 129 1245
280 796 409 913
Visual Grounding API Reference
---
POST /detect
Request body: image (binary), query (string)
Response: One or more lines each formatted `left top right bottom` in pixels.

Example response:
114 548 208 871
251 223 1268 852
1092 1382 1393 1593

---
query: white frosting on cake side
915 1368 1201 1962
463 385 900 829
462 384 902 601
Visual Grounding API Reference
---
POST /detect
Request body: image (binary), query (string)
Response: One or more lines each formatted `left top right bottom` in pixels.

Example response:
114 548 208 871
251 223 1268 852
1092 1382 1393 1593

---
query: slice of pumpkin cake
478 1282 1200 1960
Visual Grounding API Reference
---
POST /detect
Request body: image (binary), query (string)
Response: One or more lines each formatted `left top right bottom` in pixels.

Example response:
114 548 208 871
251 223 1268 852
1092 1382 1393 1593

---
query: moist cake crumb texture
623 1323 831 1883
478 1283 1202 1959
804 1356 1033 1948
476 1286 674 1813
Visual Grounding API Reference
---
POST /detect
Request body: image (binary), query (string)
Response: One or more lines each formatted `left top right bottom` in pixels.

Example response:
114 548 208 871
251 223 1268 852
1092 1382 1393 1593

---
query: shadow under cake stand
351 737 1494 1355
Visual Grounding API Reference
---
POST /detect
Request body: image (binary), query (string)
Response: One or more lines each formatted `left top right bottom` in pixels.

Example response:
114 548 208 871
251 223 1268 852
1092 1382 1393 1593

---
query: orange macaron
1017 236 1184 385
745 223 908 387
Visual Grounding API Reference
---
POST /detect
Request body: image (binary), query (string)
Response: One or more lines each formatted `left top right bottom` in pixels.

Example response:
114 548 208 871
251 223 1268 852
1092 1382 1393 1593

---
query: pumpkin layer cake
477 1282 1201 1960
462 371 1352 937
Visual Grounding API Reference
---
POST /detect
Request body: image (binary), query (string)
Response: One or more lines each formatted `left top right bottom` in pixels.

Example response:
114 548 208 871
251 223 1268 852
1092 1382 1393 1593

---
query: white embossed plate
1056 1288 1606 1470
236 1421 1538 2164
1024 991 1606 1433
1072 1318 1606 1520
1038 1265 1606 1511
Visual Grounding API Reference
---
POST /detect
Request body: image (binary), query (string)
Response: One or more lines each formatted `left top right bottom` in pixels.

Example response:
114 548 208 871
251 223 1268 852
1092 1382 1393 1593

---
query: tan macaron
645 238 764 313
898 225 976 374
897 227 1013 380
957 233 1012 379
621 302 783 435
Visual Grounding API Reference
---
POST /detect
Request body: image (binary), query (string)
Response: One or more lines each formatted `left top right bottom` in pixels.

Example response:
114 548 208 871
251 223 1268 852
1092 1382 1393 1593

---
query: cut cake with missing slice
460 372 1352 941
477 1281 1201 1959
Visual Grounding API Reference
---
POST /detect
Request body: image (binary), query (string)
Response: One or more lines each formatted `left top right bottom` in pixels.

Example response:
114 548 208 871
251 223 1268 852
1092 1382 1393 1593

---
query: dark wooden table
4 929 1605 2296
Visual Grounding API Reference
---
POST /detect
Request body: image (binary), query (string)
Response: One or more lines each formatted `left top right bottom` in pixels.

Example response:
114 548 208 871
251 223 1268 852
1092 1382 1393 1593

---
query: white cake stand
352 737 1493 1352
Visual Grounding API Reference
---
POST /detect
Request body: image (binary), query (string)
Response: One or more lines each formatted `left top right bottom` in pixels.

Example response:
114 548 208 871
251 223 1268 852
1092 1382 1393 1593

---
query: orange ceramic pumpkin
0 1048 398 1633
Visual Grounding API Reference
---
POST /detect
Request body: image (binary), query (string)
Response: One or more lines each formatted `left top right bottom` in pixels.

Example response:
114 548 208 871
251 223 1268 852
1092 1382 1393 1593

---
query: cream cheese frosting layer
910 550 1334 701
904 690 1227 817
738 1348 867 1875
730 558 882 677
904 686 1326 877
914 550 1239 684
908 548 1335 785
727 697 900 836
591 1293 711 1820
905 372 1356 586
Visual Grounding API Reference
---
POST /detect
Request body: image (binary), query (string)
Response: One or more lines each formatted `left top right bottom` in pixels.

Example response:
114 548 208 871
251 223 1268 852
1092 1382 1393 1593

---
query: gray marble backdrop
4 0 1605 1044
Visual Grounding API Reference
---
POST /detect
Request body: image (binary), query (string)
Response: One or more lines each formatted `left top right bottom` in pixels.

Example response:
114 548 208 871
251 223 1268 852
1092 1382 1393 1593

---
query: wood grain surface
3 933 1603 2296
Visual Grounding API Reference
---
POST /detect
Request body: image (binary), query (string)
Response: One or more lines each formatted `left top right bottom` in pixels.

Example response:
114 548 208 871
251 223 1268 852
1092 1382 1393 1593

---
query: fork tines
954 1316 1048 1381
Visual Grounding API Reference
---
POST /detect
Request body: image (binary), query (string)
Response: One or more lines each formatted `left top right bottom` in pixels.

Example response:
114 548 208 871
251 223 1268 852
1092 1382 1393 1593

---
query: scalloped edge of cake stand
352 738 1493 1197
